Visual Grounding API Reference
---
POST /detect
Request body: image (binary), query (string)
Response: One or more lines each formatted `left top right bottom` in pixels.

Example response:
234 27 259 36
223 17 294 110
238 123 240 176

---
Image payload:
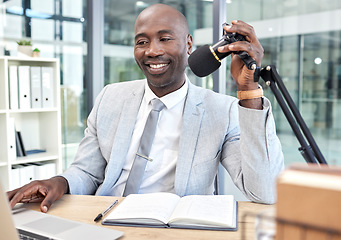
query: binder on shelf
8 117 17 160
8 65 19 110
10 165 22 190
15 131 26 157
34 162 56 180
19 164 35 186
18 66 31 109
15 131 24 157
41 67 54 108
11 163 57 187
30 66 42 108
44 162 56 178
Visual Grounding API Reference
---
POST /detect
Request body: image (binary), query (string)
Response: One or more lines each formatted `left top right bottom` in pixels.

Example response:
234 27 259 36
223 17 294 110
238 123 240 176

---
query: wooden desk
21 195 273 240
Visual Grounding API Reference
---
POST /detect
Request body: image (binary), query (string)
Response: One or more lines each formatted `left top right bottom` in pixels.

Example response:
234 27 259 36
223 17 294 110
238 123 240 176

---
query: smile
149 63 168 69
145 62 170 75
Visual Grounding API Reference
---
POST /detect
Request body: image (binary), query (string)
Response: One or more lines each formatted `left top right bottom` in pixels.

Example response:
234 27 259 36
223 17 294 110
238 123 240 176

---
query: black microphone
188 25 257 78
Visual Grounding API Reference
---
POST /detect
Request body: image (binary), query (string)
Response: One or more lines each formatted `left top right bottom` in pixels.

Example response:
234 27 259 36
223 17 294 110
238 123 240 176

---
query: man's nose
145 41 164 57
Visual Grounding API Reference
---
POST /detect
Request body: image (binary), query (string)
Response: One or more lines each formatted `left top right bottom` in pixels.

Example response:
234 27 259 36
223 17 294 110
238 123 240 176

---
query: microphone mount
258 65 327 164
218 23 257 71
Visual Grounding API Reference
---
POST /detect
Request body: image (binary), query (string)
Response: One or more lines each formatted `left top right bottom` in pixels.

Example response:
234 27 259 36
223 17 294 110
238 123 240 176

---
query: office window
31 0 54 14
226 0 341 22
260 36 302 163
1 14 22 39
31 19 55 41
225 0 341 165
62 0 83 18
300 32 341 165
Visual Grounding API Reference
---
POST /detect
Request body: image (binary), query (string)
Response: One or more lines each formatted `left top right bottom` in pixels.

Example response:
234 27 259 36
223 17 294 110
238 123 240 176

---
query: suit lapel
110 92 143 162
97 83 145 195
174 83 205 196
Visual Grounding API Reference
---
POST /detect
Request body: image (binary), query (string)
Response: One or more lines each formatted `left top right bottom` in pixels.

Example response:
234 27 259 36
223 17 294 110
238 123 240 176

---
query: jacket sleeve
221 97 284 204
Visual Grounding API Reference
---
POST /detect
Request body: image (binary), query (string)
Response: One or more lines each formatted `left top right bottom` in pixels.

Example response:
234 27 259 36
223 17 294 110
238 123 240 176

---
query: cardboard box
276 166 341 240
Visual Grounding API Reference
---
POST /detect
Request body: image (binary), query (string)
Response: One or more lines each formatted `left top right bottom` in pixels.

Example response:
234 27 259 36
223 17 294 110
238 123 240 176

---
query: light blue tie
123 98 165 196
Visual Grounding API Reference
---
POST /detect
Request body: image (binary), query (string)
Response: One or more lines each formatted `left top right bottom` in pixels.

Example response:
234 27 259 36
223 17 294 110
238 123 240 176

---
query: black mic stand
258 65 328 165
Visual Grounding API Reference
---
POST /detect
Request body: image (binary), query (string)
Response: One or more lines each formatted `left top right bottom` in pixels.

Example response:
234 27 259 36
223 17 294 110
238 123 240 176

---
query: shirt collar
144 77 188 109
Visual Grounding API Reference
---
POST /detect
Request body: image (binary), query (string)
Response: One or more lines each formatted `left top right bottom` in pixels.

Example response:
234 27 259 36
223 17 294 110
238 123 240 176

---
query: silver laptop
0 183 123 240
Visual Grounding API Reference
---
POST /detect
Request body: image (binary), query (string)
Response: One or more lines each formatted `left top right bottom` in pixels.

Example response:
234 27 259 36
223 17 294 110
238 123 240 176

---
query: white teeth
150 63 167 69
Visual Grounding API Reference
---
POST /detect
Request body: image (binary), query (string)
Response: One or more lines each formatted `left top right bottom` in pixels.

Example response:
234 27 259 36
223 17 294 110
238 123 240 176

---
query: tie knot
151 98 165 112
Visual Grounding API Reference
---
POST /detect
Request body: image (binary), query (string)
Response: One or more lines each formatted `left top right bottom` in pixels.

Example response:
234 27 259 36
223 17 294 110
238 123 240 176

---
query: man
8 4 284 213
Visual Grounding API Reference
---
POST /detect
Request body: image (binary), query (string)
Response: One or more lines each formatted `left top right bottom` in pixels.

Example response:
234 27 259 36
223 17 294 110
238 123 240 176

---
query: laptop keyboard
17 228 52 240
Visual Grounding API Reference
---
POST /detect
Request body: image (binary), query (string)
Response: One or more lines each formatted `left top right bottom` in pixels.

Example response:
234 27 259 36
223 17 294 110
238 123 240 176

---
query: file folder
15 131 26 157
30 66 42 108
8 117 17 161
8 66 19 110
18 66 31 109
41 67 54 108
34 162 56 180
10 165 21 190
19 164 35 186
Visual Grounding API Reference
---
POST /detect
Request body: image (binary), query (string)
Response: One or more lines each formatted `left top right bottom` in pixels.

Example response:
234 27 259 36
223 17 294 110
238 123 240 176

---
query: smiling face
134 4 192 97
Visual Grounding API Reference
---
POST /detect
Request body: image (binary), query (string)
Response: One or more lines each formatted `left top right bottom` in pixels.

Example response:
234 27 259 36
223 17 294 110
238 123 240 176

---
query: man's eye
161 38 172 42
136 40 148 45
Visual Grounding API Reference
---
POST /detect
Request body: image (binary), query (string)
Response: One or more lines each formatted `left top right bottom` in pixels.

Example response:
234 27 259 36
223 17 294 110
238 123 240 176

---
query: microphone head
188 44 221 77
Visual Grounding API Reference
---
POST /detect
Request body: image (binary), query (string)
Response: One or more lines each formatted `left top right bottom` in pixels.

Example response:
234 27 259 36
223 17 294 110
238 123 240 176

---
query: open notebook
0 183 123 240
102 192 238 231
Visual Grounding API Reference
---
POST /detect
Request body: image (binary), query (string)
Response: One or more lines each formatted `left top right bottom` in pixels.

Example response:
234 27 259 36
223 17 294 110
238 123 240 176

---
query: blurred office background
1 0 340 197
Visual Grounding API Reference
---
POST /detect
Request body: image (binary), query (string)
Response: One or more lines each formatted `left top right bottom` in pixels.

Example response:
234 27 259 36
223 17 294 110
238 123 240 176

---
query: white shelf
0 56 62 191
2 56 59 63
9 108 59 113
12 153 59 165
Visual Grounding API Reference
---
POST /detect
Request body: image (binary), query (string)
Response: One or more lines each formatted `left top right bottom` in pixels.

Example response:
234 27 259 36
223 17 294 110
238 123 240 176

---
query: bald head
135 4 189 36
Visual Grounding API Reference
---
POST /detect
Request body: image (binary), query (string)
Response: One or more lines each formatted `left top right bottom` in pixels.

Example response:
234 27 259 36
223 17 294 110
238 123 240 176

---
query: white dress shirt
111 79 188 196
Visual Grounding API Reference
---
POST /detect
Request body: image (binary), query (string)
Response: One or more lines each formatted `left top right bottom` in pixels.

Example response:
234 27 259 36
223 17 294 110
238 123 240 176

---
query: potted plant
32 48 40 57
17 40 32 57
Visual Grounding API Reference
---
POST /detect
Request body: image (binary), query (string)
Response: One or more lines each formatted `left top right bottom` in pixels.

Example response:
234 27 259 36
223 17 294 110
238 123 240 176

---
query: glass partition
225 0 341 165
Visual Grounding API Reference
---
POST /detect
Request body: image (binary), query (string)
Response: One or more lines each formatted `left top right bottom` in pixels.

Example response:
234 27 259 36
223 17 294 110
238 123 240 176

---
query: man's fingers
224 21 263 53
40 188 63 213
8 182 47 209
40 197 54 213
7 188 20 201
222 21 264 71
226 20 257 42
7 177 68 212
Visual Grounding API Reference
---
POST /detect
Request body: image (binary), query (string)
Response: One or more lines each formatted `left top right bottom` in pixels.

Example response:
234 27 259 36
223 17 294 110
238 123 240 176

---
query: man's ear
186 34 193 55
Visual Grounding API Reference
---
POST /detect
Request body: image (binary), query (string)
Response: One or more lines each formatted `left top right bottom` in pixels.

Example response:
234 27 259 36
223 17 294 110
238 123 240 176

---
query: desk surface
21 194 273 240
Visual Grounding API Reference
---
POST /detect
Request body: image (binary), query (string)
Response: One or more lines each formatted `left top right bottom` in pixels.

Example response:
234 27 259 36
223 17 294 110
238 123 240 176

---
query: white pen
94 199 118 222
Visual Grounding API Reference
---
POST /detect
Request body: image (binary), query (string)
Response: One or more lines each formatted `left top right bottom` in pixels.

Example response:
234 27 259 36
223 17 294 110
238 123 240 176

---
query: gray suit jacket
61 79 284 204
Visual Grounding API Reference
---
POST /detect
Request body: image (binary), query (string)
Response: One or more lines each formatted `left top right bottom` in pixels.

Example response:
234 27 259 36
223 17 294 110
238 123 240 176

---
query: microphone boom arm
259 65 327 164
